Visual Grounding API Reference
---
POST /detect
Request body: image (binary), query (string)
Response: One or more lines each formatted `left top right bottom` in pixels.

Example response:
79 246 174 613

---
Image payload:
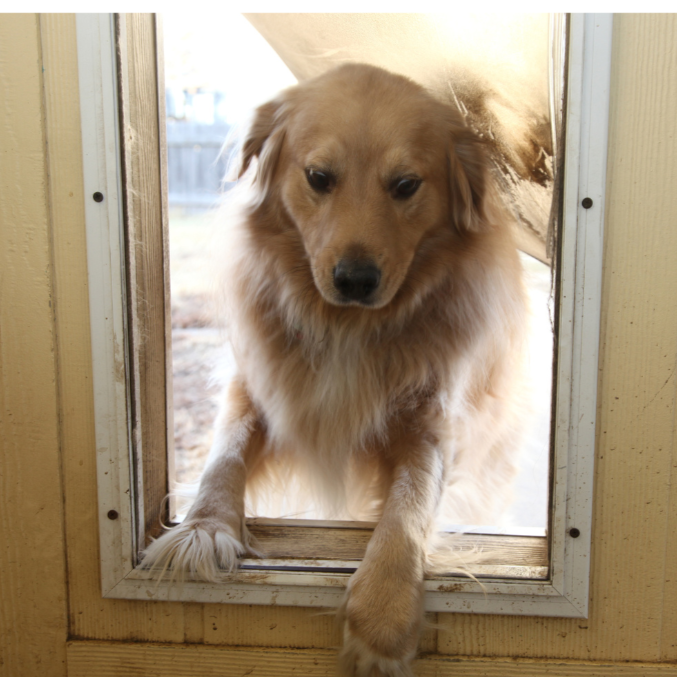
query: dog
143 63 527 676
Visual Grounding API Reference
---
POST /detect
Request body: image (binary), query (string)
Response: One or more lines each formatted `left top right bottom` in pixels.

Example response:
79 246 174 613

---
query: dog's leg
142 377 264 581
339 424 444 677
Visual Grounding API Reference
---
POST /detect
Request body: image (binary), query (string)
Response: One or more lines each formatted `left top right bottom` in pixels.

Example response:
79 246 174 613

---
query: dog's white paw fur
141 517 257 582
338 625 416 677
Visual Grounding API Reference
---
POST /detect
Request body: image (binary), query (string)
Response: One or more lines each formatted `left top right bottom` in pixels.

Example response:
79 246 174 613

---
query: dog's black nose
333 259 381 302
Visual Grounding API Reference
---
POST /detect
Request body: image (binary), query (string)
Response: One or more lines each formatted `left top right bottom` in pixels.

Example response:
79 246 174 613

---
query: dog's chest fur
223 225 448 461
238 316 402 460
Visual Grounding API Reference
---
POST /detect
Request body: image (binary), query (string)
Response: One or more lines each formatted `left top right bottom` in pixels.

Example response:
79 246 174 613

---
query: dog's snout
333 259 381 303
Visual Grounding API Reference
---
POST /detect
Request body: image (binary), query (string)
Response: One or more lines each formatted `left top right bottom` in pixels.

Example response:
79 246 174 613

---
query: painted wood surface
44 13 189 647
118 13 172 546
0 14 68 677
435 13 677 662
66 642 677 676
246 521 548 564
2 12 677 677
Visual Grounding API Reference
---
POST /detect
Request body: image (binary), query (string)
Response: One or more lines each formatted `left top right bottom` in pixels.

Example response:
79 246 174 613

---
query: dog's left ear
448 129 489 233
238 97 288 194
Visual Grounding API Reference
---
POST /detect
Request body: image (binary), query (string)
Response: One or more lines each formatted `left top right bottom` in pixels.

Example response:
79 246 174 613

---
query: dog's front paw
337 560 424 676
339 627 417 677
141 516 256 582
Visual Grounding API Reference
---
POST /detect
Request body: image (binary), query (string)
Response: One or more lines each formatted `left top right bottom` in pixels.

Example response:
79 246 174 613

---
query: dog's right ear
238 97 288 194
448 127 489 234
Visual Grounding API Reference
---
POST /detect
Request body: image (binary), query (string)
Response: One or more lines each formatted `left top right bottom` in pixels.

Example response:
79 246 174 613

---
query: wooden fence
166 121 234 208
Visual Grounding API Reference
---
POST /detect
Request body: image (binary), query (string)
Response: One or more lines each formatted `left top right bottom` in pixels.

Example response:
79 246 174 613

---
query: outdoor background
164 12 553 531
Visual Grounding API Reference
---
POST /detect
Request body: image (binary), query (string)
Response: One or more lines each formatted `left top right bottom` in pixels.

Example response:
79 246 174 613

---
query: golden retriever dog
143 63 526 676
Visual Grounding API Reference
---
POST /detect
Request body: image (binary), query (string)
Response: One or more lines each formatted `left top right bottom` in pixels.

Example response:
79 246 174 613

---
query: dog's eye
392 177 422 199
305 168 333 193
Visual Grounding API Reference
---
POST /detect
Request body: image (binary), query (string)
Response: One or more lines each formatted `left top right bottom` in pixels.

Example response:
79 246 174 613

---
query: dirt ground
171 327 221 484
169 209 222 484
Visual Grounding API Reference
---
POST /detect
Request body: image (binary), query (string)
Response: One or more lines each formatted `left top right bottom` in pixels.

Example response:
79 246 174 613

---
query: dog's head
239 63 490 309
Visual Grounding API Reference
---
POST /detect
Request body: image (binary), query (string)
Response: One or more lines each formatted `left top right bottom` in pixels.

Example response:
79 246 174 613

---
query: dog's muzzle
333 258 381 304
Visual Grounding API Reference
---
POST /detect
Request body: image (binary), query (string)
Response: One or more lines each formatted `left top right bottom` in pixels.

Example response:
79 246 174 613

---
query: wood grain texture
600 13 677 663
204 604 342 648
119 13 171 546
247 522 547 565
435 14 677 663
155 12 178 522
0 14 68 677
66 641 677 676
9 12 677 674
41 13 190 646
611 16 677 663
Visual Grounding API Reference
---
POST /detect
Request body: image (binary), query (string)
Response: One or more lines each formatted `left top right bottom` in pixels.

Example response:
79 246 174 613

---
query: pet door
82 12 611 615
164 13 557 562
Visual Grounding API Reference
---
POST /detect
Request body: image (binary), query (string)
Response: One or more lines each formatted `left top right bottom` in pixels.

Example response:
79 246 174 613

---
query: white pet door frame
79 13 612 617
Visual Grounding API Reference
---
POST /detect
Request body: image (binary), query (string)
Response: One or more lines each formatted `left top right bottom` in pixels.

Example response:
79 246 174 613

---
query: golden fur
143 63 527 676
